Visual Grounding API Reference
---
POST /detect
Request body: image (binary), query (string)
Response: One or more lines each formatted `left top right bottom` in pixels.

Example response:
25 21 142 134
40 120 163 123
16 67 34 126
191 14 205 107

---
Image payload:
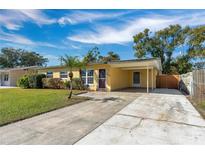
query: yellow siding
38 67 80 80
53 72 59 78
128 68 158 88
109 68 130 91
86 64 111 91
37 65 159 91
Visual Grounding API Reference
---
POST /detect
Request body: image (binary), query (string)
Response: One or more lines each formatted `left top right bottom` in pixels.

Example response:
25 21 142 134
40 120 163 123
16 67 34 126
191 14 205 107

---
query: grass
188 96 205 119
199 101 205 110
0 88 89 126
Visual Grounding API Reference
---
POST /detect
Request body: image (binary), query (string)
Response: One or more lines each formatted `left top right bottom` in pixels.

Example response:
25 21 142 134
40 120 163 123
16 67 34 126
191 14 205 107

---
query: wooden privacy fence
192 69 205 103
156 74 180 89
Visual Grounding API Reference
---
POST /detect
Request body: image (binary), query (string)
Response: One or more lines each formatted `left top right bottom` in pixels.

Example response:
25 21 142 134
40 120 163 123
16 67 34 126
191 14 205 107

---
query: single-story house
0 66 38 87
38 58 162 92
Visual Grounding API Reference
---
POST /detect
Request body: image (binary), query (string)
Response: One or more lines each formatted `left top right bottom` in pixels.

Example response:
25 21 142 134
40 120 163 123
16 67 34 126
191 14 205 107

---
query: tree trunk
79 68 83 90
68 78 73 99
68 71 73 99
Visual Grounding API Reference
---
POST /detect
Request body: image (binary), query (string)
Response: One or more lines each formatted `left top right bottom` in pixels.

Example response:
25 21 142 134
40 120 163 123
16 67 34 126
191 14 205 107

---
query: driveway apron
0 91 138 144
76 89 205 144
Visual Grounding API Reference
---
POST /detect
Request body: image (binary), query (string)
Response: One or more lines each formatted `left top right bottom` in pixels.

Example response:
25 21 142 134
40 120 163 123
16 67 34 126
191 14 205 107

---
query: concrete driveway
76 89 205 144
0 91 138 144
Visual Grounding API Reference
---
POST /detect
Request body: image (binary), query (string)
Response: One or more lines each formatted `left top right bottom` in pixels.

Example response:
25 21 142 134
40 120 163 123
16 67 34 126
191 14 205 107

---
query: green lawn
0 88 89 126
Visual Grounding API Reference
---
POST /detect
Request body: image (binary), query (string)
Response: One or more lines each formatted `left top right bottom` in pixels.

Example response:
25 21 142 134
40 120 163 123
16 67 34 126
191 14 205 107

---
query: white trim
147 66 149 93
82 69 94 85
98 69 106 89
152 67 154 90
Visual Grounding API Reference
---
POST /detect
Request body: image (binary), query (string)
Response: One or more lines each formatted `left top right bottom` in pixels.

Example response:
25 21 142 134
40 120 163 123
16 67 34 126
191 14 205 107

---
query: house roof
0 66 39 72
38 58 162 71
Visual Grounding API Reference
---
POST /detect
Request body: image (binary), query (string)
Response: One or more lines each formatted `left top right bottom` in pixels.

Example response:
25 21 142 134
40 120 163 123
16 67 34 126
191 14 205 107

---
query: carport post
147 66 149 93
152 67 154 90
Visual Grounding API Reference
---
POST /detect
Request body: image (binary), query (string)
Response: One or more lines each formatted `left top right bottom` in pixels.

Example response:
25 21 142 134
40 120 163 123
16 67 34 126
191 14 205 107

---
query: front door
133 72 140 87
3 73 9 86
99 69 106 89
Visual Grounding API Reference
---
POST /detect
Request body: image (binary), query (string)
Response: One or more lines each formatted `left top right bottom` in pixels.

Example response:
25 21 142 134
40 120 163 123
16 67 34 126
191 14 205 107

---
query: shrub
42 78 86 90
72 78 84 90
28 75 36 88
64 80 70 89
42 78 65 89
17 75 30 88
17 74 46 89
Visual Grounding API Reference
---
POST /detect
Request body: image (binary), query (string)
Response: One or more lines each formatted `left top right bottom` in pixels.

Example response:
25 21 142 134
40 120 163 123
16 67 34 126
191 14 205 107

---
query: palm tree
61 55 79 99
76 59 87 90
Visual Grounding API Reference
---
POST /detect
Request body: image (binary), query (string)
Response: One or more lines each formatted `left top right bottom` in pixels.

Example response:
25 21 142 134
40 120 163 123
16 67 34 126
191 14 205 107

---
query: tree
83 47 100 64
61 55 79 99
99 51 120 63
170 55 192 74
133 25 191 74
0 48 20 68
187 25 205 58
0 47 48 68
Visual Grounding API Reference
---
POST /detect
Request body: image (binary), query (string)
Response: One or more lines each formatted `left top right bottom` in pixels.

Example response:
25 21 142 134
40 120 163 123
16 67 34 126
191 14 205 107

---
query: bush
42 78 86 90
17 74 46 89
17 75 30 88
72 78 85 90
42 78 65 89
64 80 70 89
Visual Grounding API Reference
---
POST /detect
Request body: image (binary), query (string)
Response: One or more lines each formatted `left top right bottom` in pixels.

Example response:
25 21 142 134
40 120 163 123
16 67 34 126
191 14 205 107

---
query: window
81 70 86 85
87 70 94 84
46 72 53 78
4 74 9 81
60 71 68 78
81 70 94 85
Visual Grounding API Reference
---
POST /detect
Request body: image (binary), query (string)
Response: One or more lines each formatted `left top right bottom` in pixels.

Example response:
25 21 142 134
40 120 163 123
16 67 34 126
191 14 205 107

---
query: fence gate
156 75 180 89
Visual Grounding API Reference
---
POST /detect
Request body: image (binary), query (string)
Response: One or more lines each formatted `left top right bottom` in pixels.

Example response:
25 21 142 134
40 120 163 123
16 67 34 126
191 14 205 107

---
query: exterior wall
109 67 159 91
9 70 30 86
38 68 80 80
109 68 130 91
37 65 159 91
87 64 111 91
128 68 158 88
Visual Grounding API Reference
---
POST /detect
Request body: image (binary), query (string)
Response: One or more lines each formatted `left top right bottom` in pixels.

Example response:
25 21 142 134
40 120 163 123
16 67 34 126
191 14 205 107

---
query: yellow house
38 58 162 93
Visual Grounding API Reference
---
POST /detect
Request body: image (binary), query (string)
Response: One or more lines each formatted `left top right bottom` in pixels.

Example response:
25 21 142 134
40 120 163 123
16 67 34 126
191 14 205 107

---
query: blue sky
0 9 204 66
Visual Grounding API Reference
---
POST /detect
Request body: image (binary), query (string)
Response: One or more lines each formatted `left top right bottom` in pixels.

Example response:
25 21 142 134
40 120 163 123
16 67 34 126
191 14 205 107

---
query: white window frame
4 74 9 81
60 71 68 79
82 69 94 85
46 72 53 78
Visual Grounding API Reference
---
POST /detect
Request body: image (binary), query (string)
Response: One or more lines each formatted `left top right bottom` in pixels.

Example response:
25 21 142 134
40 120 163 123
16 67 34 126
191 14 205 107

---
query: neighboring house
38 58 162 92
0 66 38 87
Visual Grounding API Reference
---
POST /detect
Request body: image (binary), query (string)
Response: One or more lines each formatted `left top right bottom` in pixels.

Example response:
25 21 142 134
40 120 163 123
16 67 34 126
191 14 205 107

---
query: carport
108 58 162 93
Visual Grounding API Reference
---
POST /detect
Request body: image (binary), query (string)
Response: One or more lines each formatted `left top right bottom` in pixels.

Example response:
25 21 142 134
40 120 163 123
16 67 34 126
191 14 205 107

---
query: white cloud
67 12 205 45
58 10 130 25
0 29 61 49
0 10 56 30
18 10 56 25
71 44 81 49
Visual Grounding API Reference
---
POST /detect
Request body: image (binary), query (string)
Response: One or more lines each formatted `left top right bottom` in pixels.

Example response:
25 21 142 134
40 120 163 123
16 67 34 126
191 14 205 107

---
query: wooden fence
156 75 180 89
192 69 205 103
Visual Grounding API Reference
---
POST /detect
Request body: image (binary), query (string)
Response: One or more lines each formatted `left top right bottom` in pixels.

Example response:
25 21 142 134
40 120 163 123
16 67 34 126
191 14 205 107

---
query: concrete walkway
0 91 138 144
76 89 205 144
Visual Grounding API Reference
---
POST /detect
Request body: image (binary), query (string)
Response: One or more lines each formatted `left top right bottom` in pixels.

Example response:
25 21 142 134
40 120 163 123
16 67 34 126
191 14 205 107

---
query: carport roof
108 58 162 71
